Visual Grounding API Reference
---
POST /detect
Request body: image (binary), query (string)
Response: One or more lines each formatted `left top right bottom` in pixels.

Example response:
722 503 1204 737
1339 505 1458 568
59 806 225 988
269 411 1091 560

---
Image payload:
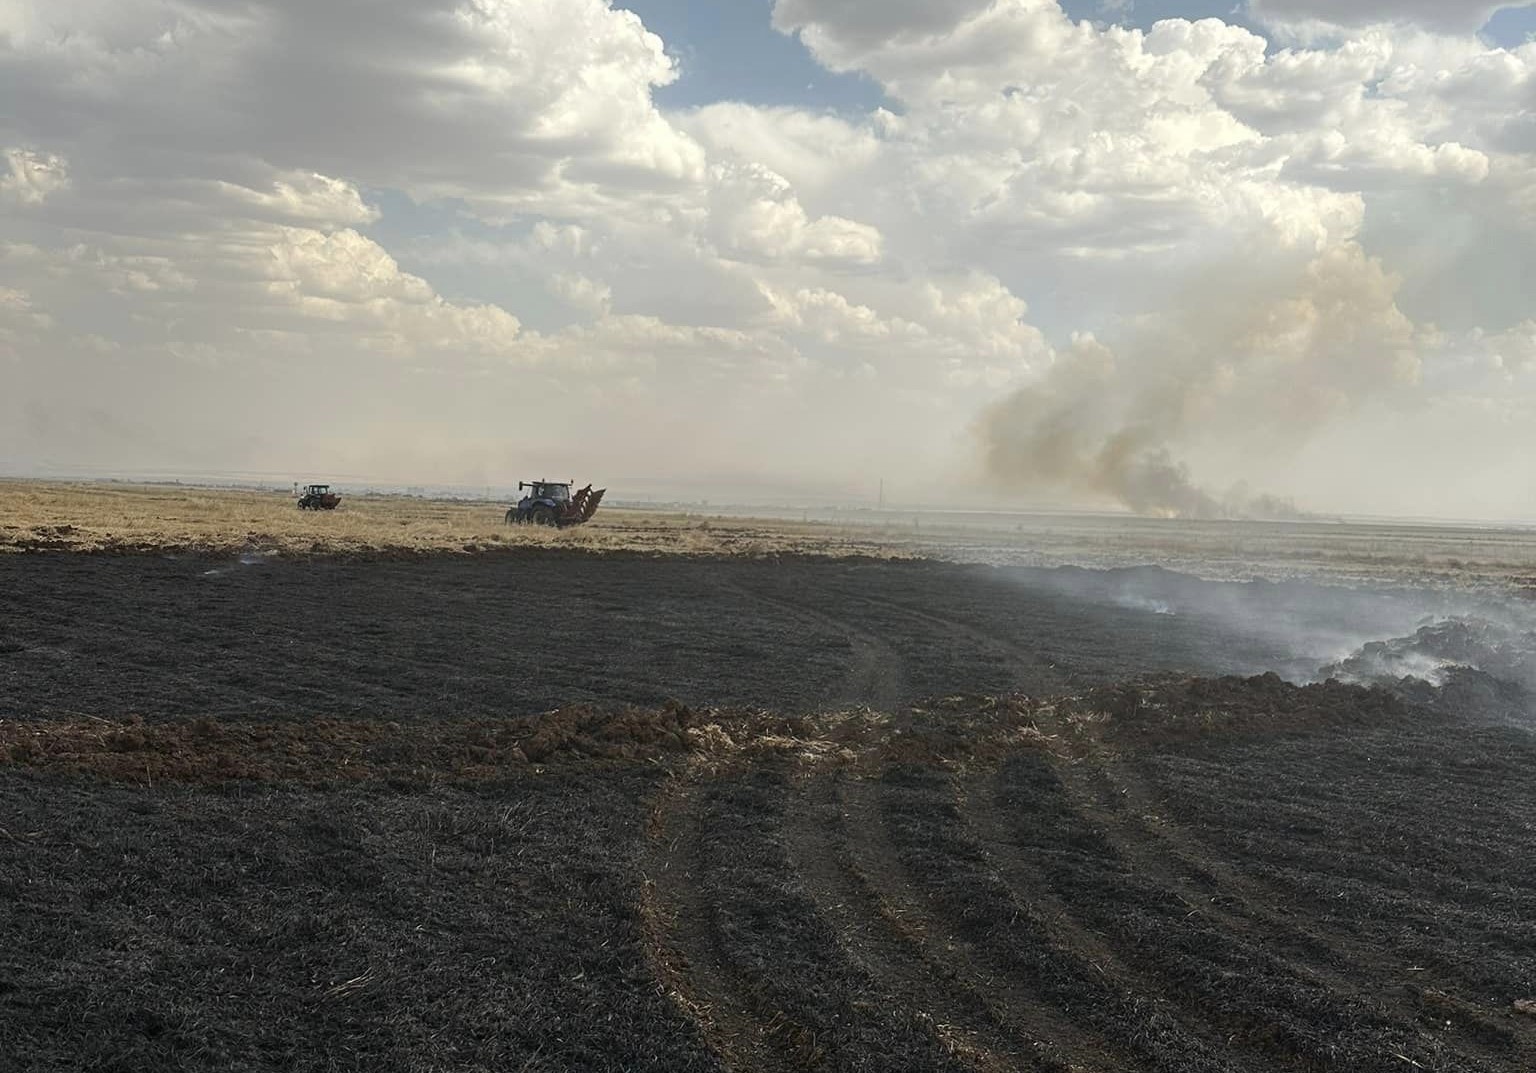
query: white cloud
548 271 612 315
219 172 382 228
0 0 703 213
1 147 68 205
2 0 1536 516
1249 1 1519 35
680 105 881 196
707 163 883 266
771 0 994 52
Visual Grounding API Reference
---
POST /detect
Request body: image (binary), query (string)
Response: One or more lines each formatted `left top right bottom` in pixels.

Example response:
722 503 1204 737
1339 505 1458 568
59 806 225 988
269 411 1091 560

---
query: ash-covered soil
4 551 1536 1072
0 550 1481 719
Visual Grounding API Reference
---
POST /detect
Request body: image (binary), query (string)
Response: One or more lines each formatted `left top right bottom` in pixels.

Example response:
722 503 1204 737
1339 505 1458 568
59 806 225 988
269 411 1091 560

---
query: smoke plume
980 245 1422 518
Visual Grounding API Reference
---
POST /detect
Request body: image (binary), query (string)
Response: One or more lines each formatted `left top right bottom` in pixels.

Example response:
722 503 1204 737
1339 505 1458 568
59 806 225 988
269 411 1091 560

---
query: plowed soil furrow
11 552 1536 1073
720 583 909 712
641 770 795 1073
1089 768 1528 1065
1194 830 1536 918
1160 780 1536 899
1142 816 1523 1068
953 773 1296 1073
866 769 1249 1073
832 776 1116 1072
1238 862 1536 996
644 765 980 1072
1138 736 1536 1049
779 771 1063 1073
989 752 1502 1073
829 591 1079 694
1028 707 1518 1071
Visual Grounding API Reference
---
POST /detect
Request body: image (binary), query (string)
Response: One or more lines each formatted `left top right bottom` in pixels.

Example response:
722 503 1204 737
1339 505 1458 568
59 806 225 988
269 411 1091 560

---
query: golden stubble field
0 481 913 559
6 479 1536 590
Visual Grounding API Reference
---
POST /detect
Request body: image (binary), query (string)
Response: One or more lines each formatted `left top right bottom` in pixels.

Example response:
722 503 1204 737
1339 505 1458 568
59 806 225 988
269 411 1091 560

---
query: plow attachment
571 485 606 523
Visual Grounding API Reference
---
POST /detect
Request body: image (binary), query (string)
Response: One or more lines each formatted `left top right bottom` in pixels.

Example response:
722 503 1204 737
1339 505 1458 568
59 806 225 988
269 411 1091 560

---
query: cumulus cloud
1249 0 1519 35
707 163 883 266
3 0 1536 516
771 0 994 51
548 272 613 316
680 105 881 196
0 0 700 209
1 147 68 205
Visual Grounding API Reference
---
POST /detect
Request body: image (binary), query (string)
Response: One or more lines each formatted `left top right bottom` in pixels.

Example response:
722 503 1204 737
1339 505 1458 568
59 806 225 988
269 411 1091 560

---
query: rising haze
3 1 1536 517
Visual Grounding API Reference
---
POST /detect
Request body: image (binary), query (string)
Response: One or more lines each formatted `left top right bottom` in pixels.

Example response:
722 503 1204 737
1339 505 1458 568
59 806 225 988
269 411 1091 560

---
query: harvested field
9 480 1536 591
4 679 1534 1071
4 546 1536 1071
0 551 1494 719
0 480 912 560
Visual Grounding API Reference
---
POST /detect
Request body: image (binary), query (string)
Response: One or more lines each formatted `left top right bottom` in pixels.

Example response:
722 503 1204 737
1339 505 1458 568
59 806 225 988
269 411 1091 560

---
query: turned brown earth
3 550 1534 1073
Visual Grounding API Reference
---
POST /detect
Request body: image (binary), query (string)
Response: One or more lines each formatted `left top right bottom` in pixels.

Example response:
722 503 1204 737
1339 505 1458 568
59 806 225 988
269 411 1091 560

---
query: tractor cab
533 481 571 504
303 484 331 497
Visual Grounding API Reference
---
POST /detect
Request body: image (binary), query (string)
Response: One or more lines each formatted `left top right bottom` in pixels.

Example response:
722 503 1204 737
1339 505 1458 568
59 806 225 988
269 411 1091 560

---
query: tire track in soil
718 582 908 712
952 773 1294 1073
795 599 1447 1068
639 765 797 1073
724 574 1076 708
731 583 1259 1068
861 767 1263 1073
805 595 1410 1067
642 763 983 1073
778 770 1060 1073
1028 708 1529 1071
1120 772 1536 1069
832 774 1139 1073
832 590 1082 697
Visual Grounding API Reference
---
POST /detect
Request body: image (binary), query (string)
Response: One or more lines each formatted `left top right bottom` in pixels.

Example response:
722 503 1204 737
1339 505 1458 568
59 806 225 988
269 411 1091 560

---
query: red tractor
297 484 341 511
506 480 605 527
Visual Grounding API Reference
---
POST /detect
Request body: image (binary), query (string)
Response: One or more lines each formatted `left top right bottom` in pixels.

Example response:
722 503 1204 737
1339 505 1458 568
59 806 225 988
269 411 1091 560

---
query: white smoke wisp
980 245 1424 518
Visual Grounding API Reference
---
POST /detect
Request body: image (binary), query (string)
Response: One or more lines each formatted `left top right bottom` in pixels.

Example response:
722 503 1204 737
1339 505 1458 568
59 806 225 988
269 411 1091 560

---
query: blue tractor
506 479 606 527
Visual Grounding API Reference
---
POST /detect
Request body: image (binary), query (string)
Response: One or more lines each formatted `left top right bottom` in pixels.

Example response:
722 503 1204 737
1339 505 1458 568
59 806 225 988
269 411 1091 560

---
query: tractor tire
530 506 557 527
505 508 517 525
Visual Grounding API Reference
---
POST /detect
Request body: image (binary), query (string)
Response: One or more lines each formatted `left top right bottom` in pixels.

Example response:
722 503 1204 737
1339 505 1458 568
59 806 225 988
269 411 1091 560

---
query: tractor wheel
504 508 517 525
530 506 557 527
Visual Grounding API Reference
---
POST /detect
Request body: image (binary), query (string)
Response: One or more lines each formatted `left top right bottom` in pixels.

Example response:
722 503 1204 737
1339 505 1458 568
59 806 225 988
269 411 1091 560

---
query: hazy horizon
10 467 1536 530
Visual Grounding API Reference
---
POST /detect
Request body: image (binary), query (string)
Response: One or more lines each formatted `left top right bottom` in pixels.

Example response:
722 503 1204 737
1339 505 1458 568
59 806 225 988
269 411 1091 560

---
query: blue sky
390 0 1536 333
619 0 1536 111
618 0 886 110
7 0 1536 515
1485 4 1536 41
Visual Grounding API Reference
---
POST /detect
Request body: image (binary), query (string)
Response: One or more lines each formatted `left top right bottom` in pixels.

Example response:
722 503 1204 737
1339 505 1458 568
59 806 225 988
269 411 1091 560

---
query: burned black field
3 551 1536 1071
